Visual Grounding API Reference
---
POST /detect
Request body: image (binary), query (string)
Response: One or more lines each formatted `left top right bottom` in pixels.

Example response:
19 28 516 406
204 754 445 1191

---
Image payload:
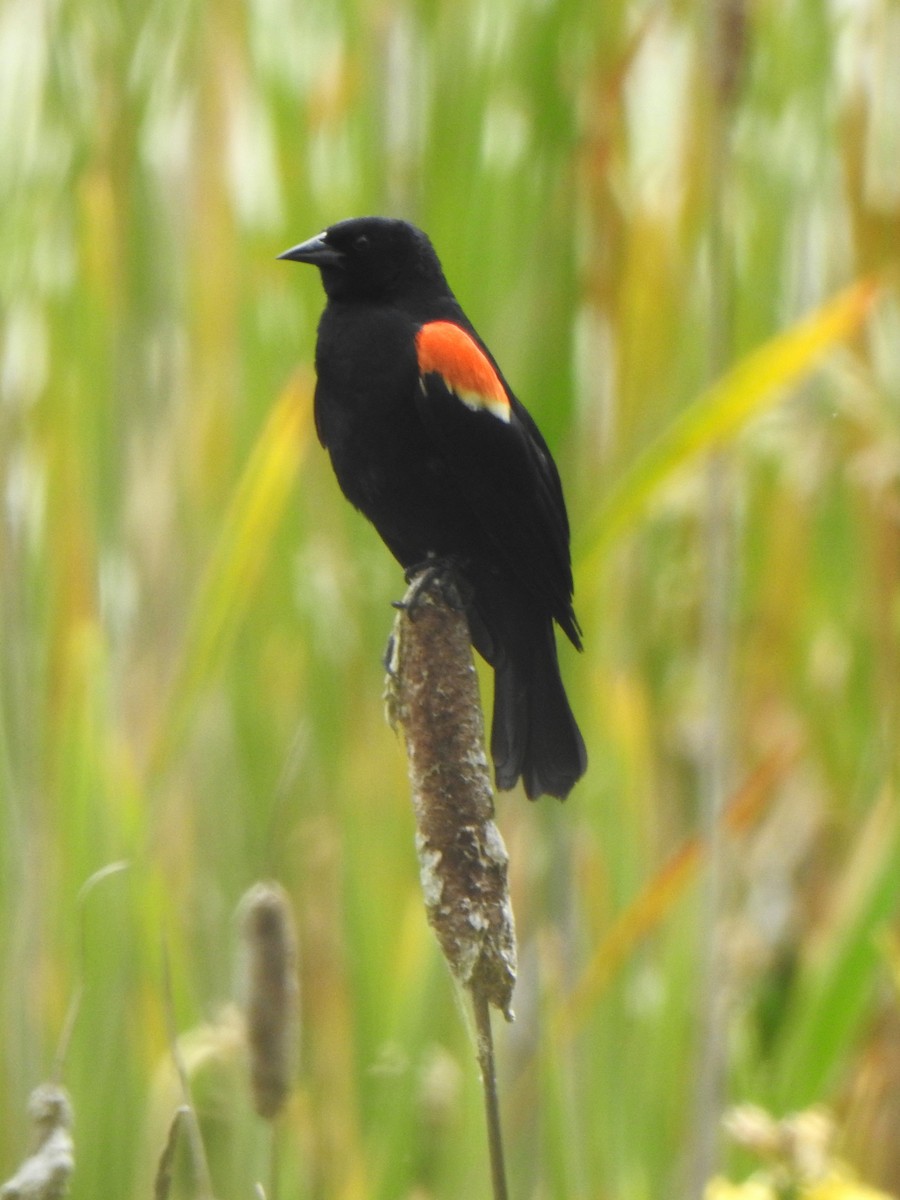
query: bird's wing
413 320 581 647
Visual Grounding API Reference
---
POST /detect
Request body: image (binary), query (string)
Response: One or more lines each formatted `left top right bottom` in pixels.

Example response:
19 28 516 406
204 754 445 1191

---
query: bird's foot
393 557 467 617
401 553 439 586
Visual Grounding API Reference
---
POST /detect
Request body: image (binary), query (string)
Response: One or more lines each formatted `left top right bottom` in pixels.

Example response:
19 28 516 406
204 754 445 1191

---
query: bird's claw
395 558 467 618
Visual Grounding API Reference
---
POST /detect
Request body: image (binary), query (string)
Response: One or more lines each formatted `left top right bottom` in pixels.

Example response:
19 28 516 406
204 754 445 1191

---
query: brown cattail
0 1083 75 1200
237 881 300 1120
712 0 747 110
386 567 517 1019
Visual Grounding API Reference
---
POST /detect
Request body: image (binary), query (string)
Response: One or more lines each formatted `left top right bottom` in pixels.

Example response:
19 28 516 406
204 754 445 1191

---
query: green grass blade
769 793 900 1110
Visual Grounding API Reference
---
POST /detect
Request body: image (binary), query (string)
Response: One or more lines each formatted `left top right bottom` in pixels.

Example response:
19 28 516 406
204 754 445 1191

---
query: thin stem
686 3 748 1192
473 987 509 1200
52 982 83 1083
268 1124 280 1200
53 860 131 1080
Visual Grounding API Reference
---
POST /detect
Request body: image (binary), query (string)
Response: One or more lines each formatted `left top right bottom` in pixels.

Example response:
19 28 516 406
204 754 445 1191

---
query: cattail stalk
386 564 516 1200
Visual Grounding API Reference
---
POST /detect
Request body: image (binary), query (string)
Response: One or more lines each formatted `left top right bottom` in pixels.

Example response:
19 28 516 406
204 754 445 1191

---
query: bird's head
279 216 449 303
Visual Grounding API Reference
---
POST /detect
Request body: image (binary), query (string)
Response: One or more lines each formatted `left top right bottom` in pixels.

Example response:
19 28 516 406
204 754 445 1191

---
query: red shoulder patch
415 321 511 422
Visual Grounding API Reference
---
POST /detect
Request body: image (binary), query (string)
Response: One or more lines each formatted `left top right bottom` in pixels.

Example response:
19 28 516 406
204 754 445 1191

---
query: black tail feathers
490 624 587 801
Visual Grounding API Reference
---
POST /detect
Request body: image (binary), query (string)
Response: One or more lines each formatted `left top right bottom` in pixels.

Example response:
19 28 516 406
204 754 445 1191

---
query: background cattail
712 0 747 110
237 882 300 1121
0 1083 75 1200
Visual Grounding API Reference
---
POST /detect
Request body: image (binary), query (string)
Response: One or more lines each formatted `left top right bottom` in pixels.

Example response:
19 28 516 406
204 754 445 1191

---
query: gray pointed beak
277 232 345 267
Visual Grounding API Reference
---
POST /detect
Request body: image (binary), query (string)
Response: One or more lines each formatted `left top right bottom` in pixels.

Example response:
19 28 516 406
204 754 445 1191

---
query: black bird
280 217 586 800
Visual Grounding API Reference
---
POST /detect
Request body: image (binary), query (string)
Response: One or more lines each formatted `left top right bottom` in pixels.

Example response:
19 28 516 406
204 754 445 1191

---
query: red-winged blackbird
280 217 586 800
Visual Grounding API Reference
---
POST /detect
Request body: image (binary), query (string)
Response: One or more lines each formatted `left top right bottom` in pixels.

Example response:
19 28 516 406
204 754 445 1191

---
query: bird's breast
313 305 438 510
314 307 418 435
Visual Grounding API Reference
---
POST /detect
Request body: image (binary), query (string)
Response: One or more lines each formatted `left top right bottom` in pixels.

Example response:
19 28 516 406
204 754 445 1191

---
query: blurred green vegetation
1 0 899 1197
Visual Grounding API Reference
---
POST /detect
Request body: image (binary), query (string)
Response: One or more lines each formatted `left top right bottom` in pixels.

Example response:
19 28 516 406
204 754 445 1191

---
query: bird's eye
354 234 370 252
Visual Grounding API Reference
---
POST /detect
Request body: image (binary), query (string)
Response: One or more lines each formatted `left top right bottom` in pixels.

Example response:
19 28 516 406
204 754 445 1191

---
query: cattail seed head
0 1083 74 1200
237 881 300 1120
386 568 517 1018
713 0 747 108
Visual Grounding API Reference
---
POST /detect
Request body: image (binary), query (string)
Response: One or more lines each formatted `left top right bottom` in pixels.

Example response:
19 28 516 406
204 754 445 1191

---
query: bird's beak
277 233 344 267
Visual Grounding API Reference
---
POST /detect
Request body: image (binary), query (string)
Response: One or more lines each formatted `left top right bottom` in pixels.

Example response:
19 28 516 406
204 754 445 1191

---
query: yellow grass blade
147 371 314 779
579 277 880 580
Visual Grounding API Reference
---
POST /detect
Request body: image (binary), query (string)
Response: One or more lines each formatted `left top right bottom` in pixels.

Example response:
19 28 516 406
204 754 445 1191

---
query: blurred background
1 0 899 1196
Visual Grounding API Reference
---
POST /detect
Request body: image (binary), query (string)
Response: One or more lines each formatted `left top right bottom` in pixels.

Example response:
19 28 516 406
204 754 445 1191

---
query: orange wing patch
415 321 511 423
